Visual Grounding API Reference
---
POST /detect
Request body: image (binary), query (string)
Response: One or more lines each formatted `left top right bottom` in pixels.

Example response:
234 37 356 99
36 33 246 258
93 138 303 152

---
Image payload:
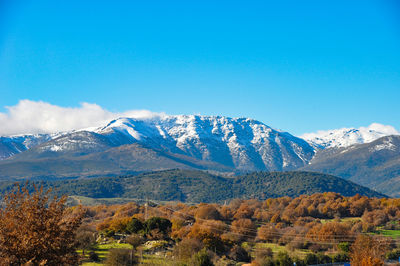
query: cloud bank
0 100 164 136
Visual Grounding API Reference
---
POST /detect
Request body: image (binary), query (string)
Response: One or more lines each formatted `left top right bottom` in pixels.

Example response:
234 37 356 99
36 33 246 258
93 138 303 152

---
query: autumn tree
307 222 352 244
188 220 227 251
0 183 83 265
257 224 279 242
76 225 97 256
231 218 256 241
126 234 144 251
173 238 204 260
195 204 222 220
350 235 388 266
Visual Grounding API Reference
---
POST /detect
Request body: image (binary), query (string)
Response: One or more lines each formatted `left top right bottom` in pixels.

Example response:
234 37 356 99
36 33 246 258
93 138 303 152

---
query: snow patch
370 138 397 152
301 123 399 149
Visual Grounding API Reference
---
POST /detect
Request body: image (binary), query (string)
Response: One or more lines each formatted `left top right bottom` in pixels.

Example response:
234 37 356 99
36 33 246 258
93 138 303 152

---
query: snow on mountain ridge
0 114 315 171
301 123 400 149
95 115 315 171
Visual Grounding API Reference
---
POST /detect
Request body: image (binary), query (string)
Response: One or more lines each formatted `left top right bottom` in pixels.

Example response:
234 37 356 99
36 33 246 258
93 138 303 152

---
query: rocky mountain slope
0 134 54 160
303 135 400 196
0 115 315 179
95 116 315 171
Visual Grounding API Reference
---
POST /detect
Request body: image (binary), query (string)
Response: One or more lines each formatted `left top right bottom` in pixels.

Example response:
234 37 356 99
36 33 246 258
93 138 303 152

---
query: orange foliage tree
350 235 388 266
0 184 83 265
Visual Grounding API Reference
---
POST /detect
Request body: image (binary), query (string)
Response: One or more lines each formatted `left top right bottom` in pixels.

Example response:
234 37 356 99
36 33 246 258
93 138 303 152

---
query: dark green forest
0 170 384 203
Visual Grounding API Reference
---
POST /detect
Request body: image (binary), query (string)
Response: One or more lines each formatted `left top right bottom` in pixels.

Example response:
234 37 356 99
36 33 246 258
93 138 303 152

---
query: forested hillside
0 170 384 203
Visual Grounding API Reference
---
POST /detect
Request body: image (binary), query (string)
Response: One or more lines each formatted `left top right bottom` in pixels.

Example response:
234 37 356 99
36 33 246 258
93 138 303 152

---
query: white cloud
0 100 165 136
360 123 399 135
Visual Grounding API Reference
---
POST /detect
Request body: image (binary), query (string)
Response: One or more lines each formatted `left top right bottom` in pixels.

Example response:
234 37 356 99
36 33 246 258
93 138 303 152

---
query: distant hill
303 135 400 197
0 170 384 203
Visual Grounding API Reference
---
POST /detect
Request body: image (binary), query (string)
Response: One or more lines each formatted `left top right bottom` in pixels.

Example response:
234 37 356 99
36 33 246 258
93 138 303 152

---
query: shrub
309 244 324 252
332 253 350 263
228 245 251 262
337 242 350 253
257 256 275 266
304 253 318 265
126 218 144 234
89 251 99 262
255 247 273 261
276 251 292 266
144 217 172 236
386 248 400 260
190 248 214 266
105 248 137 266
126 234 144 250
292 256 306 266
316 253 332 264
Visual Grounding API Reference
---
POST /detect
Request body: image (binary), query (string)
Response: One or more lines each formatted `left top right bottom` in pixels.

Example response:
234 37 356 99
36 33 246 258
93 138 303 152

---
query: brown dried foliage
350 235 388 266
0 183 83 266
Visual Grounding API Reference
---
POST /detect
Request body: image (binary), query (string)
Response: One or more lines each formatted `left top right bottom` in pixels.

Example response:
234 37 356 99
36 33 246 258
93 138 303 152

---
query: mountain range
0 115 399 196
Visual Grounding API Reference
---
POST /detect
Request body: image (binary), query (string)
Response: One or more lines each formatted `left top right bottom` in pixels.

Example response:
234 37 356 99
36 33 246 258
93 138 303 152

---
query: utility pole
145 197 148 220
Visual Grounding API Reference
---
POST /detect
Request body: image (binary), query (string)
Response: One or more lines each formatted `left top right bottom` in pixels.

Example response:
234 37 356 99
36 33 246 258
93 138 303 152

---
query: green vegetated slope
0 170 384 203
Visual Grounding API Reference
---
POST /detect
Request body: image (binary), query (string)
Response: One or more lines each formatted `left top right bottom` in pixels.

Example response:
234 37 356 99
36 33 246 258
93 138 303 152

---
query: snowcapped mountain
95 115 315 171
0 115 315 172
303 135 400 197
301 123 399 149
0 134 53 160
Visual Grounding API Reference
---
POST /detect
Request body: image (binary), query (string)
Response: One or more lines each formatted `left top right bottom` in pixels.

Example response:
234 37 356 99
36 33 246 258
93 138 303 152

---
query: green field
80 243 133 265
249 242 311 259
320 217 361 224
376 229 400 239
79 242 175 265
69 195 178 206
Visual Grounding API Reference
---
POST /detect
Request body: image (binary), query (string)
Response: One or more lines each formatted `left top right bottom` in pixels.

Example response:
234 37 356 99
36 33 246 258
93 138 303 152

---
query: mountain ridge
0 115 316 174
301 123 399 149
303 135 400 196
1 115 399 196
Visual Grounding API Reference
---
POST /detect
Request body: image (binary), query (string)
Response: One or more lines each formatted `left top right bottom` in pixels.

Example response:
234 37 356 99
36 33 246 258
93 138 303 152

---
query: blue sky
0 0 399 135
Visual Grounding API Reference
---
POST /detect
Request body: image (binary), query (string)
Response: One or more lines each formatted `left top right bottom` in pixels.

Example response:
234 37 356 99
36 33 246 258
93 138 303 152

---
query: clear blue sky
1 0 399 135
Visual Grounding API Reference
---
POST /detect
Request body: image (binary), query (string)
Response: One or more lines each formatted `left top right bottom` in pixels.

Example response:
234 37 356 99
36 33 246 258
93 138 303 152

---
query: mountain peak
301 123 399 149
93 114 314 171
